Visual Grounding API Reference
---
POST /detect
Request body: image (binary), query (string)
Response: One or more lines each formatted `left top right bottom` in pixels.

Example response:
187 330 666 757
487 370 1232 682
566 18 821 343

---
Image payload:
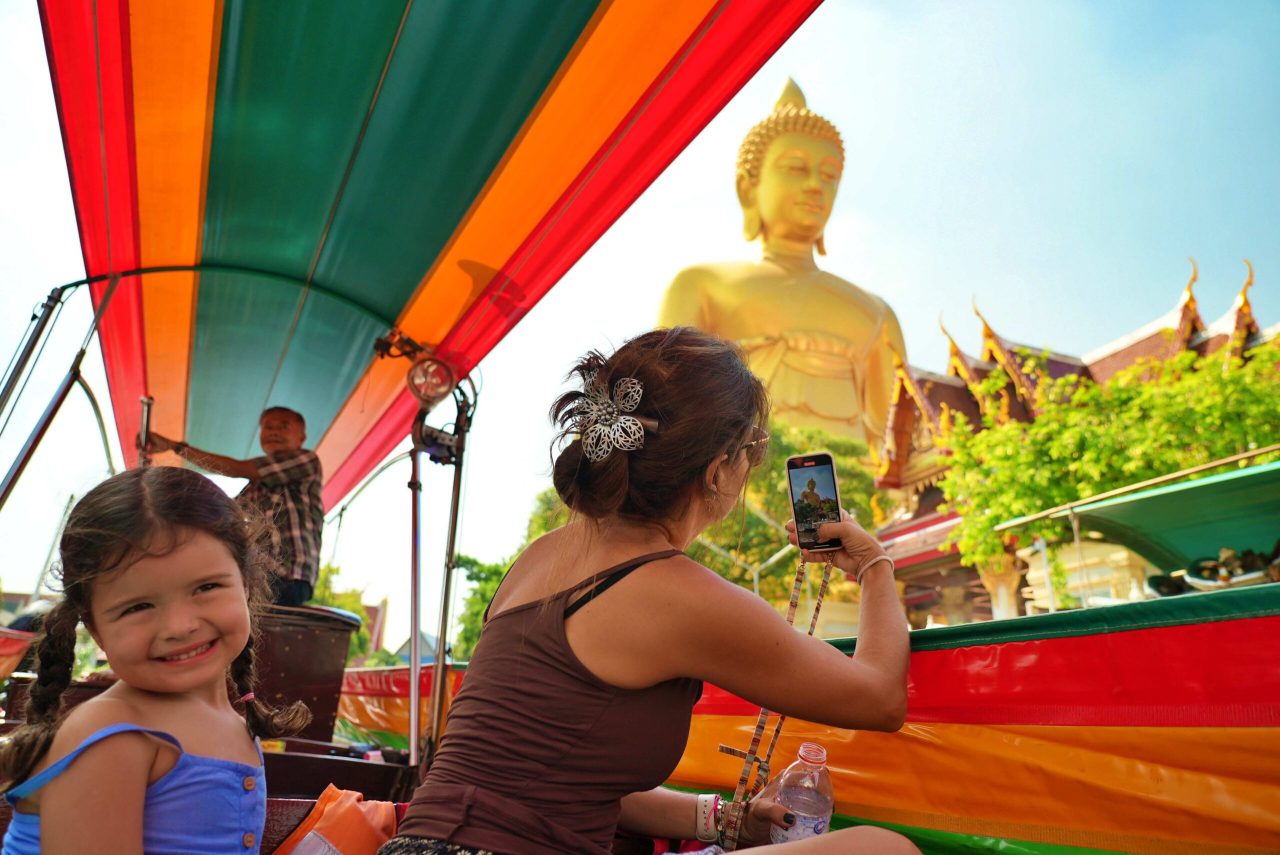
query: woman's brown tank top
396 549 701 854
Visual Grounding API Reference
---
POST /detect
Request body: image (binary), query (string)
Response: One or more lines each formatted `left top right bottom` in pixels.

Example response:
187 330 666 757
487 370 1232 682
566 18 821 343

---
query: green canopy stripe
310 0 604 321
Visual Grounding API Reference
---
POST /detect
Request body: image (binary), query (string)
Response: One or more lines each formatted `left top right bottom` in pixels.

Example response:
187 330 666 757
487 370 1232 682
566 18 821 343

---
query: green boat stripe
825 585 1280 653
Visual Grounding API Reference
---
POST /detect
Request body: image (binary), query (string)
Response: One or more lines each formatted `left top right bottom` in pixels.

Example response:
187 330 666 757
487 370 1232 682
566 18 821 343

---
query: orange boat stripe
671 716 1280 851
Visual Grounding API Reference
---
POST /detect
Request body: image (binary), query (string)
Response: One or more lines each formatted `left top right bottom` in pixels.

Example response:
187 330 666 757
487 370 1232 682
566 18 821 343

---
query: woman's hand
785 509 890 582
734 797 795 847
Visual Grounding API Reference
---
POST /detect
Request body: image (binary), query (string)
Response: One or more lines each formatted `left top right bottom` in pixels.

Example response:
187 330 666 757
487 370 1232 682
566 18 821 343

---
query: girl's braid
0 601 81 786
229 638 310 739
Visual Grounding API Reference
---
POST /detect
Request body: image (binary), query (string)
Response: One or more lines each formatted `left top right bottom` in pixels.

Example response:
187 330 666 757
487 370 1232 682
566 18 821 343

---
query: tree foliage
938 340 1280 571
688 420 878 602
309 563 373 663
451 554 511 661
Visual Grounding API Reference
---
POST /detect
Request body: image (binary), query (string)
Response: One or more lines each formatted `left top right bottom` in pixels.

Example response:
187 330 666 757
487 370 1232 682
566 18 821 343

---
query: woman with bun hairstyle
386 327 916 854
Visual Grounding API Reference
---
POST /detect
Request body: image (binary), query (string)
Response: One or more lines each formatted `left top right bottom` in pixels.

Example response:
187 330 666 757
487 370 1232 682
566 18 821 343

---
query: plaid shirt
237 448 324 586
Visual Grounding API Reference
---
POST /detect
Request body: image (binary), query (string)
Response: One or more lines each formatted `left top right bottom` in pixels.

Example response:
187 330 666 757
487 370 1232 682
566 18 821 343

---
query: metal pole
0 275 121 513
1069 509 1093 609
34 494 77 597
427 394 470 768
0 353 83 512
74 375 117 475
0 288 64 421
137 396 154 467
993 441 1280 533
407 445 424 769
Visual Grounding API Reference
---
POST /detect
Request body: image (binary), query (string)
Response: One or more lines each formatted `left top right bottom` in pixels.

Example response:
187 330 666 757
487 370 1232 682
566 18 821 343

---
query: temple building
875 261 1275 627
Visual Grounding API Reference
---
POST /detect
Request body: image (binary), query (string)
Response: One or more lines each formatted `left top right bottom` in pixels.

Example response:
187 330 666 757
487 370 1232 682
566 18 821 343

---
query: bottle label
769 810 831 843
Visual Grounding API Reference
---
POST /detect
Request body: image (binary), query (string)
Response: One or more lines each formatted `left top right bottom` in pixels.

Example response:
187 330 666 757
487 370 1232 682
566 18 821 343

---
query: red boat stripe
693 614 1280 727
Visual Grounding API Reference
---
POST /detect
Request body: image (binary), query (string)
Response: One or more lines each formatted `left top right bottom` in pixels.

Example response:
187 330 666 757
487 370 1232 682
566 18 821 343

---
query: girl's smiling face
87 529 251 698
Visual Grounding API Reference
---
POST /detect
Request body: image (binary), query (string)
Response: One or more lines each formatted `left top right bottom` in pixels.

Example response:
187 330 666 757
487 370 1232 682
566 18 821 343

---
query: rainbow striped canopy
40 0 820 506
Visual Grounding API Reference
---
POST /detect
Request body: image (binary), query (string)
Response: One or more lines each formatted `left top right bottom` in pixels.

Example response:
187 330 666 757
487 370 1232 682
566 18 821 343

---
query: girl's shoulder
35 694 173 778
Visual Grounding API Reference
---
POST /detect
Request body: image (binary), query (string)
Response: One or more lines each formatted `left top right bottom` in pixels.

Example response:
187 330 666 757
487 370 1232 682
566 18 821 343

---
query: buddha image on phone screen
790 466 839 544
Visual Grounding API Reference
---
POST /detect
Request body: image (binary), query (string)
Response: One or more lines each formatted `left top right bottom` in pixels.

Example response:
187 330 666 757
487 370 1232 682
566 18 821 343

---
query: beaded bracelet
695 793 721 842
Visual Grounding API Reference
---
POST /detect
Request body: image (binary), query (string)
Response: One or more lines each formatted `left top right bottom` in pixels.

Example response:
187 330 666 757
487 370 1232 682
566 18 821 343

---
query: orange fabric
314 0 718 482
670 715 1280 852
128 0 222 439
272 784 397 855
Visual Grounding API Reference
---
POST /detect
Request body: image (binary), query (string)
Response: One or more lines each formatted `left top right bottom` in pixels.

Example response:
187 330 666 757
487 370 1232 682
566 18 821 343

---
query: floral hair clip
577 373 658 463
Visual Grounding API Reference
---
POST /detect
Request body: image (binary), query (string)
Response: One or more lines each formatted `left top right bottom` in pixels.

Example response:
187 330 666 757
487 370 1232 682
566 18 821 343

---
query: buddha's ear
816 234 827 256
737 176 762 242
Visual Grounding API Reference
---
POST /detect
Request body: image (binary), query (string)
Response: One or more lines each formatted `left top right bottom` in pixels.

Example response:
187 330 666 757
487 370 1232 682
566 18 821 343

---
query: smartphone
786 452 843 551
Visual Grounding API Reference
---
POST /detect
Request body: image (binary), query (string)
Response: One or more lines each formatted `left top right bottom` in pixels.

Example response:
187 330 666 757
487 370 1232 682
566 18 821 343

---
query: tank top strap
482 560 517 622
563 548 683 619
5 722 181 800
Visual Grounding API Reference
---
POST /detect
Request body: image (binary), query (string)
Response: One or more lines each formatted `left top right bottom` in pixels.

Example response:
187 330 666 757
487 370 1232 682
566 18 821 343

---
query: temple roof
1083 260 1205 383
1190 260 1259 357
877 259 1270 493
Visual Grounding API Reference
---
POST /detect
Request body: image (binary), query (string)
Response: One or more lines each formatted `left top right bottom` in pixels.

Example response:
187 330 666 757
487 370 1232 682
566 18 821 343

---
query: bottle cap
798 742 827 765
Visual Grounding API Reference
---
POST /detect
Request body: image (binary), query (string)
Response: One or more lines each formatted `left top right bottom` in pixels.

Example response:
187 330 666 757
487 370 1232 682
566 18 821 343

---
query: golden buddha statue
659 80 906 448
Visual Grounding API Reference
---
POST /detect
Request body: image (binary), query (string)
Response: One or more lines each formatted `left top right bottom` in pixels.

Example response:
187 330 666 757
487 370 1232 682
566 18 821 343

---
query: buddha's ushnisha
660 80 906 448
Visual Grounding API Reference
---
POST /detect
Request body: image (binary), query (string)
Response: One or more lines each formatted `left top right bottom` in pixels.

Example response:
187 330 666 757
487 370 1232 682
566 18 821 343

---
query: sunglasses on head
736 427 770 467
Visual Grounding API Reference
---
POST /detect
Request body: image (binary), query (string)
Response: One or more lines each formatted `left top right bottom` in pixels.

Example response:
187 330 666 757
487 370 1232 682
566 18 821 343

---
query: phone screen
787 453 842 551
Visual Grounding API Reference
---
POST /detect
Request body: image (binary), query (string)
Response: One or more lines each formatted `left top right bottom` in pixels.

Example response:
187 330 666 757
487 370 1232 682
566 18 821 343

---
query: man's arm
148 432 259 480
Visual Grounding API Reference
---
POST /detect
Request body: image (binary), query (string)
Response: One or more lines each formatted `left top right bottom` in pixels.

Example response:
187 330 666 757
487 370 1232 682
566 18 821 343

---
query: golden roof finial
1238 259 1255 304
1181 257 1198 303
938 314 962 355
971 297 995 337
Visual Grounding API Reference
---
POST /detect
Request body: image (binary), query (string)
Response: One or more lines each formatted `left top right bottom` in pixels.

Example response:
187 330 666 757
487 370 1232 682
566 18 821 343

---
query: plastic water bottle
768 742 834 843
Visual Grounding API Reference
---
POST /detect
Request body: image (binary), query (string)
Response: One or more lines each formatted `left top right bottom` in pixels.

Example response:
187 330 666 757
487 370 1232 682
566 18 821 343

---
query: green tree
688 419 878 602
938 340 1280 573
452 554 511 661
309 563 373 663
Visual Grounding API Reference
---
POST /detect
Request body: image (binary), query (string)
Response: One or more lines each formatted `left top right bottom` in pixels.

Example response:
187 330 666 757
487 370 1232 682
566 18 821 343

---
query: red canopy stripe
40 0 147 465
322 0 823 508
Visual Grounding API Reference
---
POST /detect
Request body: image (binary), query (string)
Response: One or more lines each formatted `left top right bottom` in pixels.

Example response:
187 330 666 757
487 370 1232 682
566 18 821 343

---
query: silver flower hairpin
578 375 648 463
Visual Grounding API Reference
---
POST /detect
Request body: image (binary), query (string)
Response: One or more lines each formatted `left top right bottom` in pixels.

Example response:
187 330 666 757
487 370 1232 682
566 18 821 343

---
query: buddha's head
807 478 817 490
736 80 844 255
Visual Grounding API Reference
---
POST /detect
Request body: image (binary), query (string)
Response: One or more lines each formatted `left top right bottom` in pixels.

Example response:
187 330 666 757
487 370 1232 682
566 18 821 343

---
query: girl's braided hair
0 466 310 787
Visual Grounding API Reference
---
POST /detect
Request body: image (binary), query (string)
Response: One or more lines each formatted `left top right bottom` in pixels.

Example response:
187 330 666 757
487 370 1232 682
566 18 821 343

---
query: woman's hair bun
550 327 767 523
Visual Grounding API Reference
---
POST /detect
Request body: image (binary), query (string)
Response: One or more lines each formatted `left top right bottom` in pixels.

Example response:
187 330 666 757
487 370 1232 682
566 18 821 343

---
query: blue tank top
2 722 266 854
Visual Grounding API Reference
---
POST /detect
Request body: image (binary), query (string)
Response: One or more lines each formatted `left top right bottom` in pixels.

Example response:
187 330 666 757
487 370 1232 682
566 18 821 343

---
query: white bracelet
857 554 894 584
695 793 720 842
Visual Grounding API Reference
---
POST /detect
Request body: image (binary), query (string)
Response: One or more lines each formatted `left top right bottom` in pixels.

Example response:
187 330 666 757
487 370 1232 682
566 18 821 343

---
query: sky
1 0 1277 651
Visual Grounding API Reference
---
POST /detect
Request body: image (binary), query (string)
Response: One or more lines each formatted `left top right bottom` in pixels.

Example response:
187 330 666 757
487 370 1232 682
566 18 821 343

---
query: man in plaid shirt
149 406 323 606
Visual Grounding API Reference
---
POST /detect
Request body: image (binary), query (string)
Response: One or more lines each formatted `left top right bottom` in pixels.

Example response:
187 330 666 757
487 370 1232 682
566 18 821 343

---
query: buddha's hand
735 797 796 848
785 509 890 583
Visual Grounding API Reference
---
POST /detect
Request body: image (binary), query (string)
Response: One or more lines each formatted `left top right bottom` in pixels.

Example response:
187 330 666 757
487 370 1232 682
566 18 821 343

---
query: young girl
0 466 310 854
